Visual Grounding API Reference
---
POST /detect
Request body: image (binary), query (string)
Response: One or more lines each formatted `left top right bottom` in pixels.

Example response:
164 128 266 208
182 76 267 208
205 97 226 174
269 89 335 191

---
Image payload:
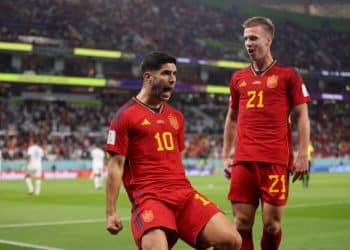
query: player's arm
292 103 310 182
222 107 238 178
105 153 125 235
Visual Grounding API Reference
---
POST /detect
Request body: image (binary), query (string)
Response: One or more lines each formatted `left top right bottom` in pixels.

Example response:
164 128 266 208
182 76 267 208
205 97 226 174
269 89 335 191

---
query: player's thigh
25 169 34 178
176 191 220 249
141 228 168 250
26 169 41 178
197 212 241 248
34 169 42 178
231 202 257 229
257 163 289 206
229 162 259 206
261 202 284 233
131 199 178 248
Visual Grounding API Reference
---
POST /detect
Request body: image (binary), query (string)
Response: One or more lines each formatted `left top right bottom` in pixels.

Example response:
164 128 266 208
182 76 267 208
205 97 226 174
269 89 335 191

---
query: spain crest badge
141 210 154 223
266 75 278 88
168 114 179 130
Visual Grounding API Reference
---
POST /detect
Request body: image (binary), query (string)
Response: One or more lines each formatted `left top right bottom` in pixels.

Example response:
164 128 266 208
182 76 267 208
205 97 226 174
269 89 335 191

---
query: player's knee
140 237 161 250
218 230 242 249
234 216 253 230
263 222 281 234
140 229 168 250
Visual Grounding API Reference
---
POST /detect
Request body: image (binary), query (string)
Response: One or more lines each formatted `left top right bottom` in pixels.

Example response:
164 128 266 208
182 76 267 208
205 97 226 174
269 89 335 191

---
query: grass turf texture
0 173 349 250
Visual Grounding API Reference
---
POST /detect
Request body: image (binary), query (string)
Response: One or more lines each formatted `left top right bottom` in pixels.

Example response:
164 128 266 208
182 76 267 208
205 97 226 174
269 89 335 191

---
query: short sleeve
288 69 311 106
105 110 129 156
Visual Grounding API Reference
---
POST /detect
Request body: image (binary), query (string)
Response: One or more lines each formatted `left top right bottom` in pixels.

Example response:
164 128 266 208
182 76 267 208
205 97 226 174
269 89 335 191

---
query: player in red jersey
222 17 311 250
105 52 242 250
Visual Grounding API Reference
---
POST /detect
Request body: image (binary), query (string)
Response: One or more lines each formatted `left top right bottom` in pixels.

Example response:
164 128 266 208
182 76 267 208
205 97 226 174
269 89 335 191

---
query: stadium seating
1 91 349 161
0 0 349 165
0 0 349 70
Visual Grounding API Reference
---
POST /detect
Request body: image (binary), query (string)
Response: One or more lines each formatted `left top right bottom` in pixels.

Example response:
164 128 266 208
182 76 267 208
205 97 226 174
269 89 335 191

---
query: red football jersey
105 98 191 201
230 60 310 165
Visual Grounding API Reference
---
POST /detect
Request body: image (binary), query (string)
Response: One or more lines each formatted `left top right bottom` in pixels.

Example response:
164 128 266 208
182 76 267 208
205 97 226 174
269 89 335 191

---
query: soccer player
0 149 2 181
105 52 242 250
89 143 105 190
25 138 45 196
222 17 311 250
302 143 314 188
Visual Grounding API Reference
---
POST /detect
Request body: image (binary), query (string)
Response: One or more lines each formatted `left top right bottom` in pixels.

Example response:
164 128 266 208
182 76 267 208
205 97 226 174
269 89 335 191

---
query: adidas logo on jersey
239 81 247 87
141 119 151 126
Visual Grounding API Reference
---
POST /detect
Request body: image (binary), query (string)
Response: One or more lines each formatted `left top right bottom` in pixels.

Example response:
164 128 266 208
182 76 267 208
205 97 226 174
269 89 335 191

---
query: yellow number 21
246 90 264 108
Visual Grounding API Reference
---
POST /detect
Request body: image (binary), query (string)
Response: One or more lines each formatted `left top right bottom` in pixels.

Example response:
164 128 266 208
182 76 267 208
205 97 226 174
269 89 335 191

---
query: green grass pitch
0 173 349 250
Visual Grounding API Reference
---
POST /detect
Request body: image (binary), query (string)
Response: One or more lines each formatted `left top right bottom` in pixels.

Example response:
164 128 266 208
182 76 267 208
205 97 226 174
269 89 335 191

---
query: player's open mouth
163 87 173 92
248 48 254 54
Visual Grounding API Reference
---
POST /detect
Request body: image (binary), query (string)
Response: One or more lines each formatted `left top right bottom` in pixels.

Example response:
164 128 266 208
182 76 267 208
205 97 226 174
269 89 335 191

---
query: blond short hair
242 16 275 38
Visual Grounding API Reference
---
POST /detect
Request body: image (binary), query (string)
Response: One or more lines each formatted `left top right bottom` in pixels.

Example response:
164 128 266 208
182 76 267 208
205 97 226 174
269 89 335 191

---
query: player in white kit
90 143 105 190
25 139 45 196
0 149 2 181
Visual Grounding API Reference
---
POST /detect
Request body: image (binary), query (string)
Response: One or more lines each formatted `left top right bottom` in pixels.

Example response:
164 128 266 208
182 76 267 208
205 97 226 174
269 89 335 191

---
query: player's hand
291 154 308 182
106 213 123 235
223 158 233 179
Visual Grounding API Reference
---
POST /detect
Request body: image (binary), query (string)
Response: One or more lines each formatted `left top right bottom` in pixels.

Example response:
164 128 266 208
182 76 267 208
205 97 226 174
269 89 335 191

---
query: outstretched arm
106 153 126 235
291 103 310 182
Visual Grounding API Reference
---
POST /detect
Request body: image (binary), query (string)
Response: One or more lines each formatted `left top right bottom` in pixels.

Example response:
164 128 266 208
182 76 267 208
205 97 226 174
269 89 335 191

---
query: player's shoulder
274 61 301 76
164 103 183 117
232 66 251 78
110 98 136 123
228 67 248 90
230 66 251 86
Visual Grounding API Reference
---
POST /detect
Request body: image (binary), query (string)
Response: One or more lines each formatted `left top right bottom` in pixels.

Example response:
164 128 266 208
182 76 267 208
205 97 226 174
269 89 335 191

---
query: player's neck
252 56 274 72
135 91 162 109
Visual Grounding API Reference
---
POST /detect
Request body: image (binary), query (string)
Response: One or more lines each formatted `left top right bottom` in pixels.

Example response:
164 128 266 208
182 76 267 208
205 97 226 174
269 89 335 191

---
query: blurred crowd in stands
0 0 349 71
0 0 349 163
1 92 349 162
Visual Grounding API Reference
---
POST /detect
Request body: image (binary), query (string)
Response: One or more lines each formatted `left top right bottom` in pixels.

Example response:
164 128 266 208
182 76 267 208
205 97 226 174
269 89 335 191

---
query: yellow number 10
155 132 174 151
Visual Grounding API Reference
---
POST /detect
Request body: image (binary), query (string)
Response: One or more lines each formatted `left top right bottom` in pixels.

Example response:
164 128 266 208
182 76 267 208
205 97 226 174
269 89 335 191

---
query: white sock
35 179 41 195
25 178 33 193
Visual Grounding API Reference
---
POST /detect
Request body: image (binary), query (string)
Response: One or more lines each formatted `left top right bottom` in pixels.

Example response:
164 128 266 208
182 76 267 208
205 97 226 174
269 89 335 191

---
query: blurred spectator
1 92 348 160
0 0 349 70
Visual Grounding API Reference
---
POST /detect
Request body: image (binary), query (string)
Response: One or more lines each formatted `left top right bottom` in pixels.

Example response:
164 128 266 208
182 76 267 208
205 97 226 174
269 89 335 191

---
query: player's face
148 63 177 102
244 25 272 62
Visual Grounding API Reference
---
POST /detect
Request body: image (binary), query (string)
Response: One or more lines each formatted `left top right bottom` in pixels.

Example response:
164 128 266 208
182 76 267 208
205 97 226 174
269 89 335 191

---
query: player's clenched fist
222 158 233 179
106 214 123 235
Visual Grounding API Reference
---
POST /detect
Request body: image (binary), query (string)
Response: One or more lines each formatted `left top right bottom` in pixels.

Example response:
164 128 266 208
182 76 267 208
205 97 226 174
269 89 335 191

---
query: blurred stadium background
0 0 349 249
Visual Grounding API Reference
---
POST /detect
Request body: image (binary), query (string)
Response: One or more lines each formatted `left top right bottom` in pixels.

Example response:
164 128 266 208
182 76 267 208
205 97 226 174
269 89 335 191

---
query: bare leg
197 212 242 250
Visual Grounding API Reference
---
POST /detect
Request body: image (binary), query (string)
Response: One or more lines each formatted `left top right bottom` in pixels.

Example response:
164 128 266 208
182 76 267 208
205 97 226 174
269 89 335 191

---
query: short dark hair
140 51 176 74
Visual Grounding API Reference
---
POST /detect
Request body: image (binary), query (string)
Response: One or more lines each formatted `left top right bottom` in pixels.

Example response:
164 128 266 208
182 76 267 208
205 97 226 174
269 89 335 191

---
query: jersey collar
250 59 277 76
133 97 164 113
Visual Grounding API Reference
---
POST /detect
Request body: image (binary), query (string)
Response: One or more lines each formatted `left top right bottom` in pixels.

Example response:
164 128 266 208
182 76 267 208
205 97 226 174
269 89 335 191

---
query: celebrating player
222 17 311 250
105 51 241 250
